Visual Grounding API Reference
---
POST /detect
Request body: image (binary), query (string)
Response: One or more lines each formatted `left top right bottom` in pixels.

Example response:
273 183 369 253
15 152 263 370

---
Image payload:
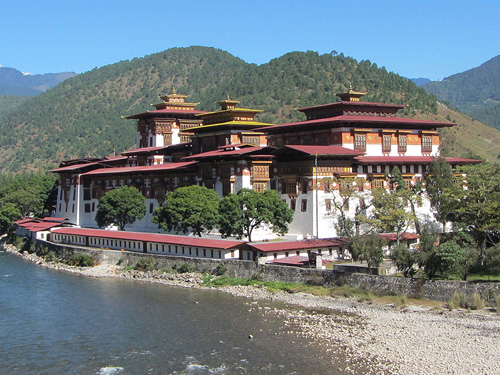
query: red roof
42 217 67 223
260 115 454 133
183 146 264 160
355 156 483 165
284 145 364 156
124 109 206 119
51 162 100 172
297 101 406 112
267 255 310 266
26 222 64 231
81 161 198 176
120 143 191 156
51 227 245 249
250 239 340 252
14 218 36 225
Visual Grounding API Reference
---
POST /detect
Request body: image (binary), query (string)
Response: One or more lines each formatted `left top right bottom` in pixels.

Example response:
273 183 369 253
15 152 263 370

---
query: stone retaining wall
38 240 500 302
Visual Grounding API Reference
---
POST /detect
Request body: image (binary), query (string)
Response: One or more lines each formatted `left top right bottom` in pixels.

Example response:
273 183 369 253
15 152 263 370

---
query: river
0 250 349 375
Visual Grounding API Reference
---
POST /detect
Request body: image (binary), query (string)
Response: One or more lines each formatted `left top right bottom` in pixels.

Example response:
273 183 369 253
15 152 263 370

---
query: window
398 134 407 153
149 203 154 214
323 180 331 192
253 182 267 193
301 180 308 194
222 181 231 196
290 199 296 210
325 199 331 211
382 134 392 153
422 135 432 153
92 202 95 212
286 181 298 195
372 179 384 189
354 134 366 152
301 199 307 212
83 188 91 201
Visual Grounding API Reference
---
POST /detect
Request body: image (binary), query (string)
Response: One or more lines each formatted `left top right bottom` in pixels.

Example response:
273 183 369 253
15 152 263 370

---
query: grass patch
465 274 500 282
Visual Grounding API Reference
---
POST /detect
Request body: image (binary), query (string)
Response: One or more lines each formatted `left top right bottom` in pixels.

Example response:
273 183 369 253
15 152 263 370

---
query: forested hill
0 46 469 171
423 55 500 130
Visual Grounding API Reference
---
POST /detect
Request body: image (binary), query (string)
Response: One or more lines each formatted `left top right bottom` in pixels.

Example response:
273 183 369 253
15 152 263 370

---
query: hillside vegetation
424 55 500 130
0 46 494 172
0 96 30 121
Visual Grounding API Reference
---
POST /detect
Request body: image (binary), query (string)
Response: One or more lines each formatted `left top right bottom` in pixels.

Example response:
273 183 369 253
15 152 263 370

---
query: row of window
354 134 433 153
52 234 239 258
148 243 230 259
287 199 308 212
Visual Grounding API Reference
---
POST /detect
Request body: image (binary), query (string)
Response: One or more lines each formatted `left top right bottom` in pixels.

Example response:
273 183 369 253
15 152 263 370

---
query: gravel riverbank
4 247 500 375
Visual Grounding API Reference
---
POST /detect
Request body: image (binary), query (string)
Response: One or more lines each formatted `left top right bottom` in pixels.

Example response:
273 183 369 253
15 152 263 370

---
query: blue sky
1 0 498 80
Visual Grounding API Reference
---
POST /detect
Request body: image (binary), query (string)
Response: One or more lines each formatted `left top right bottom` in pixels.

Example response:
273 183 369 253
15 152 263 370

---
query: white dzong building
52 88 481 239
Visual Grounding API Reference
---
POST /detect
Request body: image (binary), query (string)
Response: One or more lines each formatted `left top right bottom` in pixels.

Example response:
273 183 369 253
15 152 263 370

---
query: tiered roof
189 95 273 133
261 87 453 134
124 88 205 119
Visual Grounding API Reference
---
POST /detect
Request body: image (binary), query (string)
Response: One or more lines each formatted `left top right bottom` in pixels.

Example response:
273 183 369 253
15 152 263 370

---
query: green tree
218 188 293 242
1 187 44 218
370 188 415 243
454 164 500 253
95 186 146 230
348 232 386 273
484 244 500 275
391 242 416 277
388 166 424 234
329 178 371 237
415 222 441 279
425 156 458 232
153 185 220 237
439 231 480 280
0 202 21 234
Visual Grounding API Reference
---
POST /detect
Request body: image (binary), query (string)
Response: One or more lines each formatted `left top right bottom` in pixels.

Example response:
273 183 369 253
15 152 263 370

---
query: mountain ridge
423 55 500 130
0 66 77 96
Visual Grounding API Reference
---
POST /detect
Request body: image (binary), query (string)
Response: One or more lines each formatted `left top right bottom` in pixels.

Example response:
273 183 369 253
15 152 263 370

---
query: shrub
37 246 50 257
470 293 485 310
67 253 95 267
44 251 58 262
134 258 157 272
496 295 500 314
213 264 227 276
448 297 457 311
177 263 195 274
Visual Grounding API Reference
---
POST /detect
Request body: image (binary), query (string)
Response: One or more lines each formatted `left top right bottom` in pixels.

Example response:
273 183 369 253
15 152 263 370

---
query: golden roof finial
227 93 230 100
349 82 353 91
173 87 177 95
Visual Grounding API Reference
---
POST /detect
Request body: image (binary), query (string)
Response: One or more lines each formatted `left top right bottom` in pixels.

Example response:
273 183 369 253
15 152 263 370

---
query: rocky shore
4 247 500 375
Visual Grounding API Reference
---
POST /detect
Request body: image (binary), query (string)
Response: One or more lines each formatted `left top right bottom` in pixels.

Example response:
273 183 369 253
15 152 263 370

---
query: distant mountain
0 66 77 96
423 55 500 130
0 46 494 171
410 78 431 86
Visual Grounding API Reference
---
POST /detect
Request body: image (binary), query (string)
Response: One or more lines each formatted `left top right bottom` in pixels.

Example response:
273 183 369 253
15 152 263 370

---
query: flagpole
315 152 318 239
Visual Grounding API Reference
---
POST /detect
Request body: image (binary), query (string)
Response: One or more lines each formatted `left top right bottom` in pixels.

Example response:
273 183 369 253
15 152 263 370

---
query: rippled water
0 251 353 375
